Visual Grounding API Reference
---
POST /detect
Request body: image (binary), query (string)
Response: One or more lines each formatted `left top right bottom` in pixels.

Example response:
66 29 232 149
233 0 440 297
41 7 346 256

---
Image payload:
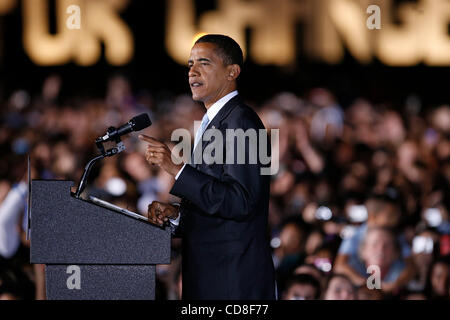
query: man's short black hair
195 34 244 68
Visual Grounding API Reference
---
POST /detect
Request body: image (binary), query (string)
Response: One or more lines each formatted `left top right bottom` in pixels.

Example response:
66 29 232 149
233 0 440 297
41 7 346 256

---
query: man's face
188 42 234 108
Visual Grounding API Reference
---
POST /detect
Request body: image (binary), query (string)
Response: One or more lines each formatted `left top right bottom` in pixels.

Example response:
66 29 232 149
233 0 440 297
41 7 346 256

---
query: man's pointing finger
139 134 162 146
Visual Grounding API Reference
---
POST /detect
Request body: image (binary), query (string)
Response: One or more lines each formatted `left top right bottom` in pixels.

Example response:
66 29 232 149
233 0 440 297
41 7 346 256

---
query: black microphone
100 113 152 142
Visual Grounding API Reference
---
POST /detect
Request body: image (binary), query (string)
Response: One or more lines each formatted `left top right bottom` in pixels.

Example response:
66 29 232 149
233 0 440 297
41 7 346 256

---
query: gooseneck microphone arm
74 113 152 199
75 154 105 199
75 135 125 199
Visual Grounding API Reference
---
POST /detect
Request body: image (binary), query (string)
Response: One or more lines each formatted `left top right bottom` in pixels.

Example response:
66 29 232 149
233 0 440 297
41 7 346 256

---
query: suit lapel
206 94 241 130
189 95 241 162
200 95 241 151
190 95 242 166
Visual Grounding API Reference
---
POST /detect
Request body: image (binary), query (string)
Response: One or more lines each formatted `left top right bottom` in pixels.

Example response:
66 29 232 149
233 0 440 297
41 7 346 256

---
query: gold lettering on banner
316 0 372 64
166 0 450 66
377 0 450 66
166 0 306 66
0 0 16 14
22 0 133 66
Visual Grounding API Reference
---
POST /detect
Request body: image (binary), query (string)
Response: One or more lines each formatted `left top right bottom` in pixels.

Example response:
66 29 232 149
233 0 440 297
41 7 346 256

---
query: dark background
0 0 448 109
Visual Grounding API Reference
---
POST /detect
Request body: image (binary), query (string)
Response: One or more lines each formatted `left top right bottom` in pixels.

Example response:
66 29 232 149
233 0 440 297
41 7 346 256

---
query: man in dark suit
139 34 276 300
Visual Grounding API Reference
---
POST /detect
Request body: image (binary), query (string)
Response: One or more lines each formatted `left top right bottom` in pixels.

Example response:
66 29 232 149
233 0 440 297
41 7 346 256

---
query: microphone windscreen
131 113 152 131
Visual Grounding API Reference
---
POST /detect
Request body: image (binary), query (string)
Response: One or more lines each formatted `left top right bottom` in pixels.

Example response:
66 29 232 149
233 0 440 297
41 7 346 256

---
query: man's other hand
145 201 179 226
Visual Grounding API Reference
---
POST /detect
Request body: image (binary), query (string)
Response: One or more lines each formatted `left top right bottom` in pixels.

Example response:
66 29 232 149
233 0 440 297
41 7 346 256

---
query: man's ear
227 64 241 81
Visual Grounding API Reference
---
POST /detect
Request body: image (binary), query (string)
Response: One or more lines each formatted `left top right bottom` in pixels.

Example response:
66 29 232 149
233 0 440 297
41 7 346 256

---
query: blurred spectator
294 264 325 289
426 257 449 300
408 228 439 292
323 274 356 300
0 181 26 259
334 194 416 293
273 217 308 293
359 228 406 289
282 273 321 300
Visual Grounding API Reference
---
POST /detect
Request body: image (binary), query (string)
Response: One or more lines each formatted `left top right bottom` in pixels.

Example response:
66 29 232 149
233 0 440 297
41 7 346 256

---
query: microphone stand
75 127 126 199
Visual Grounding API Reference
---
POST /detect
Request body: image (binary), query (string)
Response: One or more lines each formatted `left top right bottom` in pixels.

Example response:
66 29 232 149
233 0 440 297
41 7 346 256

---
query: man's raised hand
139 134 183 176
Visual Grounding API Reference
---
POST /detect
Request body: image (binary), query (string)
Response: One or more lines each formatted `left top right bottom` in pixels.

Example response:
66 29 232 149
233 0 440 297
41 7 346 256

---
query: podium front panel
45 265 155 300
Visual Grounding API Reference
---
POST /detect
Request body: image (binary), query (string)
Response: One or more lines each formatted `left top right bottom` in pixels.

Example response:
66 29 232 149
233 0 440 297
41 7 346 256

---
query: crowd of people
0 74 449 300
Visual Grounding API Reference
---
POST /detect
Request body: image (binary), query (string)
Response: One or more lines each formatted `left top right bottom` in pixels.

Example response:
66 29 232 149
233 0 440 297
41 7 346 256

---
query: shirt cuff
169 213 181 226
175 164 186 180
169 203 181 226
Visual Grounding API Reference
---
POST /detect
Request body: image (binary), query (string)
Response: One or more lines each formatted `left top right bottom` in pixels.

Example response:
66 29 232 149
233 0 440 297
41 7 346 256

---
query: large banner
0 0 449 103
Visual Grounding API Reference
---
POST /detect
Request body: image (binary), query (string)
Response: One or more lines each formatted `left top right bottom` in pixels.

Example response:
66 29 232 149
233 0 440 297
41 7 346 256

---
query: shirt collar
206 90 238 123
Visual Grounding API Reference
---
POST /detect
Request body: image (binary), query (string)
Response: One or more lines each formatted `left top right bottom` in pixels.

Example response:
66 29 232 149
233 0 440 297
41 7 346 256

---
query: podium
29 180 171 300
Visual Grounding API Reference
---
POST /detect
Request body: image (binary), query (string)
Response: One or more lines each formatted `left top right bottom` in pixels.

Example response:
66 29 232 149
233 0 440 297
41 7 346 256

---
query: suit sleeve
170 117 269 222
